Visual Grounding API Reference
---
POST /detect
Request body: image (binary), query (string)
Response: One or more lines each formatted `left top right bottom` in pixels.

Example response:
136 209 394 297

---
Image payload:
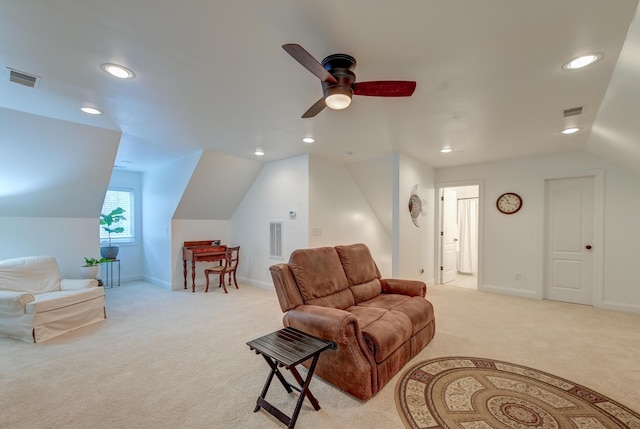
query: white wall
393 153 436 283
308 156 392 276
346 156 394 238
106 169 144 282
0 217 99 278
142 151 201 289
436 151 640 313
231 155 309 289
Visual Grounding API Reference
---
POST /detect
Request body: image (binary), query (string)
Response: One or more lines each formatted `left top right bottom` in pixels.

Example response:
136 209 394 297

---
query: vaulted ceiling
1 1 639 172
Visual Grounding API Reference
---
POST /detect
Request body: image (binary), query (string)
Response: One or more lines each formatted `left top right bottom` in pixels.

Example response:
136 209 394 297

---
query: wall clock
496 192 523 214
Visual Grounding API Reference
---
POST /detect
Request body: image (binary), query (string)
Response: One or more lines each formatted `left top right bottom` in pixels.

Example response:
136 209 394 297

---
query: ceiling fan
282 43 417 118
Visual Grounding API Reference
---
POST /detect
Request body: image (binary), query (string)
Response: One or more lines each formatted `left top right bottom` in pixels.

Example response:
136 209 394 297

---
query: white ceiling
1 0 638 172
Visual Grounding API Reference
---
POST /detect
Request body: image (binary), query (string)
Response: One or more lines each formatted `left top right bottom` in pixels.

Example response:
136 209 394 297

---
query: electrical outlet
515 273 521 281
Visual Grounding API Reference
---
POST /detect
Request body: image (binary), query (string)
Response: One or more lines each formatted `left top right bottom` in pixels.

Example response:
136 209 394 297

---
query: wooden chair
204 246 240 293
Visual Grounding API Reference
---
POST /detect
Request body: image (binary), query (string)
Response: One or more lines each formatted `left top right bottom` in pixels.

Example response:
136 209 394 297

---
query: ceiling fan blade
282 44 337 84
302 97 327 118
354 81 416 97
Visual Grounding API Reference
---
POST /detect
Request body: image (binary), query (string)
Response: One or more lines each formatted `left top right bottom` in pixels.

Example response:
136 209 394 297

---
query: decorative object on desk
395 356 640 429
80 257 106 279
100 207 126 259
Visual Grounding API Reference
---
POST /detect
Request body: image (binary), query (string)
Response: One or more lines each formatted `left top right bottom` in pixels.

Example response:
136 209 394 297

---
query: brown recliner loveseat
269 243 435 401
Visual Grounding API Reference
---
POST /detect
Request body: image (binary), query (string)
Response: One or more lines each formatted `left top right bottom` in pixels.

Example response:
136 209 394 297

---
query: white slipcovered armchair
0 256 106 343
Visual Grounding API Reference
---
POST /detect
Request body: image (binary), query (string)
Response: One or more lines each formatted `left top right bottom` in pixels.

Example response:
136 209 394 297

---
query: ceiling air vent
7 68 40 88
563 106 583 117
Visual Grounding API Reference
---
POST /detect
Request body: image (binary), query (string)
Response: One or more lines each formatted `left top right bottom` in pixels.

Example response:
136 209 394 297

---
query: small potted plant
80 257 106 279
100 207 126 259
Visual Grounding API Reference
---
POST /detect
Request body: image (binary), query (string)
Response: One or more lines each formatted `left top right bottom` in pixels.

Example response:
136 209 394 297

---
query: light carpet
1 281 639 428
396 356 640 429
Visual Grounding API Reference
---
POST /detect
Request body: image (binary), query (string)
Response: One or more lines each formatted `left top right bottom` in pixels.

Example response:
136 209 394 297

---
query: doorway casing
435 180 484 289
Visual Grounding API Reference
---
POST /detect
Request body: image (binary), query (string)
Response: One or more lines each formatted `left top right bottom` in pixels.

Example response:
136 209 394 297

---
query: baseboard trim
480 284 538 299
142 274 172 290
237 276 274 291
601 300 640 314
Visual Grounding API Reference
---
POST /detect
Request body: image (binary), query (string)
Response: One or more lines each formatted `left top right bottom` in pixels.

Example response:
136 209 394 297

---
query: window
100 189 135 243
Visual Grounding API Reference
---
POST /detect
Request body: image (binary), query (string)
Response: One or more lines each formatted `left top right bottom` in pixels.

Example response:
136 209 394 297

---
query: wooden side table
247 327 336 428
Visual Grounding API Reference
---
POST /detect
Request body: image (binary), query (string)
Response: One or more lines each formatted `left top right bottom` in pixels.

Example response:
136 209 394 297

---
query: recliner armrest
380 278 426 297
283 305 361 345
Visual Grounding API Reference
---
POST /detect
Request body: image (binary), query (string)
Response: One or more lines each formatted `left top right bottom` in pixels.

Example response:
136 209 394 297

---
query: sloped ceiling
174 152 263 219
0 107 120 217
0 0 638 173
586 6 640 175
347 156 395 238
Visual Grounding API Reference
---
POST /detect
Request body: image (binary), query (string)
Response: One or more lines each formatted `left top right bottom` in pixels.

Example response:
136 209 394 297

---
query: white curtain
457 198 478 274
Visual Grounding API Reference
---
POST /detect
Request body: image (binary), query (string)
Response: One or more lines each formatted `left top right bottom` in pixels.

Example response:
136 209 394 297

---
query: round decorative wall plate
408 184 427 227
408 193 422 227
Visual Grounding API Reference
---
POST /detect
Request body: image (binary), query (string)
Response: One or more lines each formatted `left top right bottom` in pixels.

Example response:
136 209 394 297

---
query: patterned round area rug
395 357 640 429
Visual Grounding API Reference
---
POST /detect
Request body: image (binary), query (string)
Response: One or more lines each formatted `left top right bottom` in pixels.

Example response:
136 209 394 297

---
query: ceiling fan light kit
282 44 416 118
324 89 352 110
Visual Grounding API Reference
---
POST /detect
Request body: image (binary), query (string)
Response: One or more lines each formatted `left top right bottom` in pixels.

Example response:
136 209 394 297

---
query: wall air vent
7 68 40 88
269 221 283 259
563 106 583 117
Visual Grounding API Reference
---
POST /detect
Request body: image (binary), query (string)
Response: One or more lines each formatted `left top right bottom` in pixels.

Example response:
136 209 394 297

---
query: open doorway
438 184 480 289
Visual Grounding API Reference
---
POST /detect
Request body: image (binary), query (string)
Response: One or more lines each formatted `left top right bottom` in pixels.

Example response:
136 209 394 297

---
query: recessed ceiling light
560 127 581 135
302 137 315 144
440 147 453 153
254 148 265 156
81 106 102 115
562 54 602 70
101 63 135 79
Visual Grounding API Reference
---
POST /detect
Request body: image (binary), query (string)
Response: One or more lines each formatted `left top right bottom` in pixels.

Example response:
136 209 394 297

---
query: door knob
585 245 592 250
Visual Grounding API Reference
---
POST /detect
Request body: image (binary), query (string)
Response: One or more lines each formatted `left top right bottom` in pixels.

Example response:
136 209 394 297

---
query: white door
545 177 594 305
441 188 457 284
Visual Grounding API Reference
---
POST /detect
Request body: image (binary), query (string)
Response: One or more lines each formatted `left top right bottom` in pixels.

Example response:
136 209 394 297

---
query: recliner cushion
336 244 382 303
357 294 434 336
349 278 382 304
348 305 413 363
288 247 354 309
335 243 381 285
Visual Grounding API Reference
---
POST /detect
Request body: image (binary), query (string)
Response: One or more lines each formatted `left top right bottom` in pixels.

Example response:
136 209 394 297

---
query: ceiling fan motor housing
321 54 356 106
